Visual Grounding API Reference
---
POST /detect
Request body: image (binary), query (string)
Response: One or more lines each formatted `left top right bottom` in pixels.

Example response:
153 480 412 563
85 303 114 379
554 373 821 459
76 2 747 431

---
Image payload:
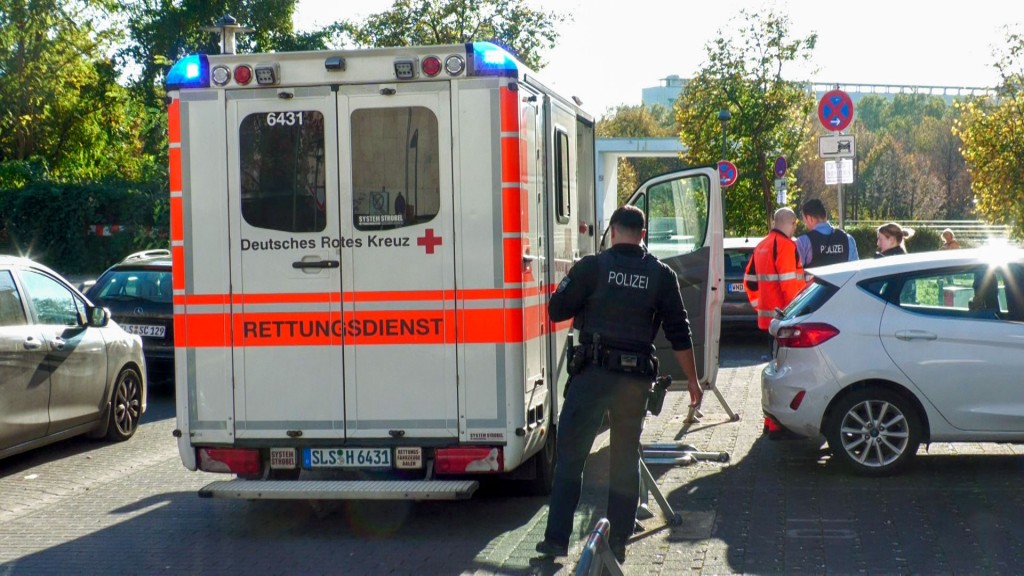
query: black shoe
535 539 568 557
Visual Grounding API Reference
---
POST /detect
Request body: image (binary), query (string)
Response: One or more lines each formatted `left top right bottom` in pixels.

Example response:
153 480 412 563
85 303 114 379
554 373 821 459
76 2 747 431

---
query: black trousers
543 365 650 547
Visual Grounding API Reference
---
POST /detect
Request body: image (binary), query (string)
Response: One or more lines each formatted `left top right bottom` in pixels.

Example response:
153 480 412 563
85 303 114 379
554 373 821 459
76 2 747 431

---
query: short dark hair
609 205 645 233
800 198 827 219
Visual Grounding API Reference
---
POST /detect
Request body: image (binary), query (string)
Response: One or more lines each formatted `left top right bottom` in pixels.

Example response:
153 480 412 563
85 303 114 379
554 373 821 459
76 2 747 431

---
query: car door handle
292 260 340 269
895 330 937 341
23 337 42 350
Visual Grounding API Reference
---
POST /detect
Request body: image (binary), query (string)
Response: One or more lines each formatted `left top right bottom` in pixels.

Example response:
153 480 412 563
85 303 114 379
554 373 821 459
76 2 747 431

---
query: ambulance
165 37 723 501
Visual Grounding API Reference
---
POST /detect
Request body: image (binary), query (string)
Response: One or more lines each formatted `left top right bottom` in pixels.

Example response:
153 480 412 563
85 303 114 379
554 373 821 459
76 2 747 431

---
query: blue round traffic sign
818 90 854 132
774 156 788 178
719 160 738 188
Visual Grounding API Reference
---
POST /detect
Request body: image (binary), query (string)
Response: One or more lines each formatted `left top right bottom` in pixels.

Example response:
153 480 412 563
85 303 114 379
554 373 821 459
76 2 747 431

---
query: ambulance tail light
468 42 518 77
422 55 442 77
435 447 504 474
166 54 211 90
197 447 261 475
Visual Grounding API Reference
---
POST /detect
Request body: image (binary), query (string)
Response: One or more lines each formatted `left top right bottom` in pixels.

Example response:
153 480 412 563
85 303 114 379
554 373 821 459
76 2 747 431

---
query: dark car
86 249 173 384
721 237 761 330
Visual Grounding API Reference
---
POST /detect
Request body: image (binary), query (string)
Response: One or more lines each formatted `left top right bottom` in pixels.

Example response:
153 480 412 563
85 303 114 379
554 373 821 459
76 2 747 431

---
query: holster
646 374 672 416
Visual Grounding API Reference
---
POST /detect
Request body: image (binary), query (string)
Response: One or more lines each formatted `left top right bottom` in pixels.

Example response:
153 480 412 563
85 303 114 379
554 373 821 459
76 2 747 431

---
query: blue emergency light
166 55 211 89
468 42 519 77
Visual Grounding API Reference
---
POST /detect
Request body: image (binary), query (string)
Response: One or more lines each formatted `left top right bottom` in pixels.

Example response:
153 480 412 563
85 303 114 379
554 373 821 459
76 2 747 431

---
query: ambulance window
239 111 327 233
352 107 440 230
555 130 570 223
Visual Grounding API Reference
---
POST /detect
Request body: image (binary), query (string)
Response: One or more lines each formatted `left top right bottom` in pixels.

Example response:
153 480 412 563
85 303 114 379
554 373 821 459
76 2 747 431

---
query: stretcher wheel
670 513 683 526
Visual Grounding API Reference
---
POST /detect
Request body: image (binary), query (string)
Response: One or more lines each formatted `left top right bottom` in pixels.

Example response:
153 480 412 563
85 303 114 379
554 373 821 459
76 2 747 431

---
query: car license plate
304 448 392 469
122 324 166 338
727 282 744 293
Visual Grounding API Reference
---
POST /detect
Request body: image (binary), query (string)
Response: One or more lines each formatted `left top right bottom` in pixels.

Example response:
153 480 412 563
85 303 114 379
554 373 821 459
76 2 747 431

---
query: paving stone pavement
1 336 1022 575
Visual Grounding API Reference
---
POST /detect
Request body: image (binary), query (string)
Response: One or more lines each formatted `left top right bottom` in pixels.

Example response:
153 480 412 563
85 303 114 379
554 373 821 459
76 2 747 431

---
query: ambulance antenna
201 14 254 55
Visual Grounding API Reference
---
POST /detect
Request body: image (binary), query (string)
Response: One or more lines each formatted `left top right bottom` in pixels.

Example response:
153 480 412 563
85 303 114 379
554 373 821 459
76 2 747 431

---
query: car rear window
779 279 836 320
92 269 173 304
724 249 752 277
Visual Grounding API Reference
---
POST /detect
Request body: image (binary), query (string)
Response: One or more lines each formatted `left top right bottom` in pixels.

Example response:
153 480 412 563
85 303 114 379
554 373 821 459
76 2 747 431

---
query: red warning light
234 65 253 85
422 56 442 77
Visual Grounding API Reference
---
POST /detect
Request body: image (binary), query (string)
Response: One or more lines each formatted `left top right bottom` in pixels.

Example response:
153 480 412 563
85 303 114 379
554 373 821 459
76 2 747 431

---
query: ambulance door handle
523 254 543 263
292 260 340 269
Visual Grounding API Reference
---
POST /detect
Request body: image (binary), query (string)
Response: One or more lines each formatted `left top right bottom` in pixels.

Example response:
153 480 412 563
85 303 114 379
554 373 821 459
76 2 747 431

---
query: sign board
818 89 854 131
774 156 788 178
824 159 854 185
774 178 787 205
718 160 738 188
819 134 856 158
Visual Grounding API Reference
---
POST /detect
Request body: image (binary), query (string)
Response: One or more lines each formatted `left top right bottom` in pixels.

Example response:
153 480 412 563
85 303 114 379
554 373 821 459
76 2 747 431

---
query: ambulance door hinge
509 81 519 92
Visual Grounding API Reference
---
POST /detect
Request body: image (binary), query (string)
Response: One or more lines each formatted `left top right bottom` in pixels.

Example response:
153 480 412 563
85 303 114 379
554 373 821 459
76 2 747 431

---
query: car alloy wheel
826 387 921 476
106 367 143 441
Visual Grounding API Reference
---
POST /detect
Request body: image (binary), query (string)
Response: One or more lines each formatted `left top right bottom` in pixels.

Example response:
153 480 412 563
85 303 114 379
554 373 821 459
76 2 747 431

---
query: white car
0 256 147 460
762 247 1024 475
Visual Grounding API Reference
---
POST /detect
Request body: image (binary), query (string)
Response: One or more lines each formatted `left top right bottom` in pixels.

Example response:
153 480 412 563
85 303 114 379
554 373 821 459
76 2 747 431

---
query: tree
332 0 569 70
596 104 683 204
676 9 817 236
0 0 155 183
120 0 327 109
954 26 1024 238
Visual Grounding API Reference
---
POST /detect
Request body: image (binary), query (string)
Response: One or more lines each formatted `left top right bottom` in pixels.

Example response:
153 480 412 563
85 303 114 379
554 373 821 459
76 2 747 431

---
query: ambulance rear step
198 479 479 500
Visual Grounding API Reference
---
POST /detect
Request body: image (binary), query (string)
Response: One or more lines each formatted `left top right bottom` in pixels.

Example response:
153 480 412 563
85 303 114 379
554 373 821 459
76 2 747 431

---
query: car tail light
435 447 504 474
764 416 784 433
775 323 839 348
198 448 261 475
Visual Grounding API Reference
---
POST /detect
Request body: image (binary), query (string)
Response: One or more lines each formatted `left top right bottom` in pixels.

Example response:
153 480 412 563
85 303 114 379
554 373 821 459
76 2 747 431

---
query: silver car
0 256 147 460
763 247 1024 475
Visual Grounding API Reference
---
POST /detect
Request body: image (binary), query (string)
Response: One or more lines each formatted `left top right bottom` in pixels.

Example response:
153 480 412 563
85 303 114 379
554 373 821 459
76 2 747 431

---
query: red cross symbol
417 228 443 254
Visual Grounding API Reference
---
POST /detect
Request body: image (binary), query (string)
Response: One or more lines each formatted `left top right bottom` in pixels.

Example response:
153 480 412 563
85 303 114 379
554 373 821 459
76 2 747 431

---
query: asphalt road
1 331 1022 575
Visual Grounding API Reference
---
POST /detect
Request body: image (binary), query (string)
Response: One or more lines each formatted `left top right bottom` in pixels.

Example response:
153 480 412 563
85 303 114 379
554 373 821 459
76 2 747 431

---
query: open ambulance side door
617 167 723 386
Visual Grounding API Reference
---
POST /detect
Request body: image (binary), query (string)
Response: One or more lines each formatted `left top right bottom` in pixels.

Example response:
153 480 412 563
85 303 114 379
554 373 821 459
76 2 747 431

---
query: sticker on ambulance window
352 106 440 231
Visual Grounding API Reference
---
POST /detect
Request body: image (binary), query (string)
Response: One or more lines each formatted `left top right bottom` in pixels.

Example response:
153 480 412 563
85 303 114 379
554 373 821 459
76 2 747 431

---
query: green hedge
0 180 169 275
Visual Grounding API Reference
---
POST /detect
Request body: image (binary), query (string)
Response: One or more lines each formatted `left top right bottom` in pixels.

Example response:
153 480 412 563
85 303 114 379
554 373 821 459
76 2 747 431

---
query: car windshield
92 269 172 304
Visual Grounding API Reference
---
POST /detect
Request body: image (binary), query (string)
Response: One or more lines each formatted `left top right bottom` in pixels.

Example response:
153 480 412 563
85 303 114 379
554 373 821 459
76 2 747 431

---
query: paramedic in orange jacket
743 207 806 330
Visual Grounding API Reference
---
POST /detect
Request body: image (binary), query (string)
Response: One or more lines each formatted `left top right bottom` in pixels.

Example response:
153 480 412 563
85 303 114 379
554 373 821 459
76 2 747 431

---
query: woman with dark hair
875 222 914 257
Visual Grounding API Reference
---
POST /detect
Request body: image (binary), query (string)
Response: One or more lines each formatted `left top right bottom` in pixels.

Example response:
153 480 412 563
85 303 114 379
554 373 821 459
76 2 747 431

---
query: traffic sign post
818 89 854 132
818 134 856 158
774 156 788 179
817 89 856 227
718 160 738 188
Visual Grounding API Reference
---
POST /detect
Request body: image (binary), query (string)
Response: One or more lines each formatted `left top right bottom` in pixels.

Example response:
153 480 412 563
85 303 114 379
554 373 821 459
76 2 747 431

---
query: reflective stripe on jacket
743 229 807 330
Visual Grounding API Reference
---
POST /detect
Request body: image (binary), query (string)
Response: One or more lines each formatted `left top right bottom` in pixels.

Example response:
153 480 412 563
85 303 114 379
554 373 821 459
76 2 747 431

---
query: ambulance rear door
226 86 345 440
336 83 458 440
622 167 723 386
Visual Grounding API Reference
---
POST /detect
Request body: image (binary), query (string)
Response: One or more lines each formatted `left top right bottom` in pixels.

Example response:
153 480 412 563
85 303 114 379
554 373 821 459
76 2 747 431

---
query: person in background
744 208 806 331
795 198 858 268
940 228 961 250
875 222 914 257
535 205 701 565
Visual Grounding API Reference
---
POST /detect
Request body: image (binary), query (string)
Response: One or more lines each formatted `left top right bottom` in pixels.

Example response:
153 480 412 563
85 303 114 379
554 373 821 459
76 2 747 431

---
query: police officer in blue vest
795 198 859 268
535 205 700 564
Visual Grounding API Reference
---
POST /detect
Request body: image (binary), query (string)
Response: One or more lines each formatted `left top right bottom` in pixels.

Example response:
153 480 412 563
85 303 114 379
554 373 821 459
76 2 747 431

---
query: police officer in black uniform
794 198 859 268
535 205 701 564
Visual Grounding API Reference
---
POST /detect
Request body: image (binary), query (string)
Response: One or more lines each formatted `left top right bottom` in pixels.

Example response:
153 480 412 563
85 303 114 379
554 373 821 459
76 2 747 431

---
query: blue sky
295 0 1019 116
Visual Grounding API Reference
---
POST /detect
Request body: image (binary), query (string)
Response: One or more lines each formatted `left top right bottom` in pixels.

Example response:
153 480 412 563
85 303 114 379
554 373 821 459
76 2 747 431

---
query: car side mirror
88 306 110 327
